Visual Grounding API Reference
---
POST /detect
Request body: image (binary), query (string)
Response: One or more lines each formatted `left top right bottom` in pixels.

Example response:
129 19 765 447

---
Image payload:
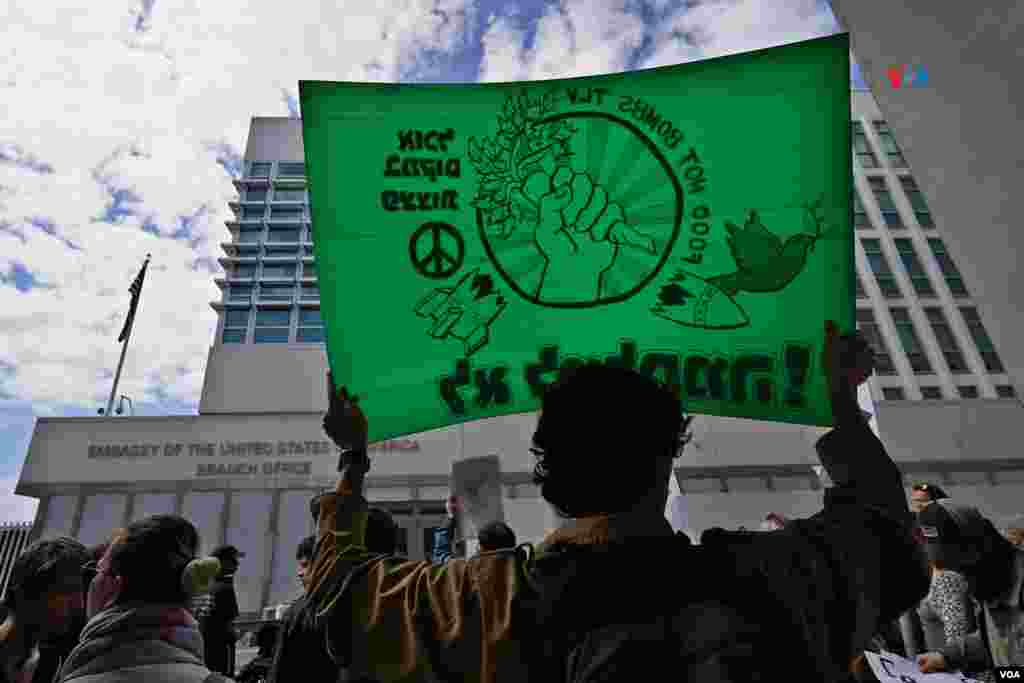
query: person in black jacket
204 545 244 677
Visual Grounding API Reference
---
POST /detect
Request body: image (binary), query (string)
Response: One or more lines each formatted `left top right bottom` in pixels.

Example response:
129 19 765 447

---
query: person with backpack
57 515 227 683
297 321 927 682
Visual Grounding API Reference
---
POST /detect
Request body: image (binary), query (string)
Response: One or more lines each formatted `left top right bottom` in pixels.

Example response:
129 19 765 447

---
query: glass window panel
269 491 320 606
860 239 902 298
852 122 879 168
923 308 969 373
856 309 897 375
960 307 1005 373
304 262 316 278
238 228 262 244
249 162 271 177
131 493 176 522
299 309 322 325
228 286 253 302
254 328 289 343
38 495 78 539
853 192 872 229
226 492 273 615
920 386 943 400
224 309 249 328
301 284 319 300
241 207 264 220
255 309 291 326
889 307 933 374
233 264 257 278
893 239 936 297
277 162 305 177
296 327 324 343
78 495 128 547
882 387 905 400
274 187 305 201
259 285 293 301
873 121 907 167
304 245 314 255
182 493 225 555
246 188 267 201
265 246 299 257
237 244 260 256
269 207 304 221
267 228 300 243
957 386 979 399
262 263 296 278
222 328 246 343
997 385 1017 398
927 239 969 297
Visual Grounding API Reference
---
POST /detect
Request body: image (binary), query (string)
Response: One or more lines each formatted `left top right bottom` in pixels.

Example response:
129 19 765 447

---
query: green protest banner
300 34 853 443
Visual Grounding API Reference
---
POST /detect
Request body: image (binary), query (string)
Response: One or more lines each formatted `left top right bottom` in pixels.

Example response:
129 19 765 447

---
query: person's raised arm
323 371 370 498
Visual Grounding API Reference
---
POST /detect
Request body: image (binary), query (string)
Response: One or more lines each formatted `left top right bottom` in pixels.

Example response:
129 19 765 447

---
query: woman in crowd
916 500 1019 677
57 516 224 683
909 482 949 514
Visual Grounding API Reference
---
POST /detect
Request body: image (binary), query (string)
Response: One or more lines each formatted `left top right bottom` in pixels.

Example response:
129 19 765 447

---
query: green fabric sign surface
300 34 854 443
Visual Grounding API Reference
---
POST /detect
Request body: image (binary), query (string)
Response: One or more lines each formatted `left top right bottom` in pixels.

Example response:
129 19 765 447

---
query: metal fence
0 523 34 604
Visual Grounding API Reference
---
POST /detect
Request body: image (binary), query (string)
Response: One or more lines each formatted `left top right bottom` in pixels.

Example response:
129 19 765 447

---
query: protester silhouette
298 321 927 682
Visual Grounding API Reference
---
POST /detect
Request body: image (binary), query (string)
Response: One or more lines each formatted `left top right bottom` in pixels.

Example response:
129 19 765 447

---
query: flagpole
105 254 150 416
105 334 131 416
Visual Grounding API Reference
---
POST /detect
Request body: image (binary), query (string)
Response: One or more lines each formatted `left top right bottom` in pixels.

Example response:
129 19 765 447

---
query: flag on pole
118 255 150 343
300 34 854 443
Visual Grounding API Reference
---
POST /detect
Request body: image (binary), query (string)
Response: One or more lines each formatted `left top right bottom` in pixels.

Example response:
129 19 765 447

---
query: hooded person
57 516 225 683
916 500 1024 675
301 322 928 682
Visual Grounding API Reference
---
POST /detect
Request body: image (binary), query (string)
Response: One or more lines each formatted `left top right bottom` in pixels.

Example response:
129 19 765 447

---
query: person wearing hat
916 500 1024 676
203 545 244 677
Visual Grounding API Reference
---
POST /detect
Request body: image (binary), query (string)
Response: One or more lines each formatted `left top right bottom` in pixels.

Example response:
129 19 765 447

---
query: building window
301 284 319 301
277 162 306 177
249 162 271 178
867 178 904 229
856 309 897 375
997 385 1018 398
240 207 264 221
923 308 970 374
920 386 943 400
228 285 253 303
269 206 303 221
861 239 901 298
855 271 867 298
238 228 262 244
265 245 299 257
304 245 314 255
882 387 905 400
892 239 936 297
246 188 267 202
889 307 933 374
232 264 257 279
960 307 1005 373
274 187 305 201
873 121 907 167
262 263 296 279
853 191 872 230
297 308 324 342
267 227 301 243
259 284 293 302
899 177 934 229
222 309 249 344
852 122 879 168
303 261 317 279
927 239 969 297
254 309 291 343
957 386 979 399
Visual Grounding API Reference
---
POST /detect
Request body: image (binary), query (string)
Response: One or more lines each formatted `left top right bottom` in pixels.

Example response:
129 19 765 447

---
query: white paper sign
865 651 980 683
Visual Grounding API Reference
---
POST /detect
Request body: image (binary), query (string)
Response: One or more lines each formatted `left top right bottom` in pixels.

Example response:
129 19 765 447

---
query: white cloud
0 0 479 412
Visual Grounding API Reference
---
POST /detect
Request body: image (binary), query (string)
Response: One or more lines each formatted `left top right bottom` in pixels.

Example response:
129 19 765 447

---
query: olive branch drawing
467 90 577 239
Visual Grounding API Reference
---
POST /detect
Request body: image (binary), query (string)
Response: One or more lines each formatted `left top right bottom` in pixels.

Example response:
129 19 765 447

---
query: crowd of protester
3 322 1024 681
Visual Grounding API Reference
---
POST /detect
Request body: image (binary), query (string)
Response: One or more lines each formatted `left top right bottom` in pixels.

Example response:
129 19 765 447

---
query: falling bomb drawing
415 268 508 356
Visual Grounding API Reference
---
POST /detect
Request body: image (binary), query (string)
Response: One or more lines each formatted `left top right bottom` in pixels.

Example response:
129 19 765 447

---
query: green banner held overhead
300 34 854 443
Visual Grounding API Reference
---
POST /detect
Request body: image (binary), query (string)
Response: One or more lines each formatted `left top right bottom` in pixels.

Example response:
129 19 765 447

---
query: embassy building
17 87 1024 618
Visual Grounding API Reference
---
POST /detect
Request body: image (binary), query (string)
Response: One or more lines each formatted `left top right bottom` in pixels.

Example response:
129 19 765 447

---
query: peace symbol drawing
409 221 465 280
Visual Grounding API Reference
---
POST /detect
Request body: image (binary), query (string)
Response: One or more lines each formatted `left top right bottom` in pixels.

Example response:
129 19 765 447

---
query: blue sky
0 0 858 522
